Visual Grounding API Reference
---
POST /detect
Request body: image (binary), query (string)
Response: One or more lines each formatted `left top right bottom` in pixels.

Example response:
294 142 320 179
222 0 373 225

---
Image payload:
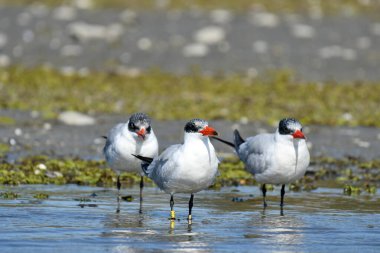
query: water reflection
251 210 305 246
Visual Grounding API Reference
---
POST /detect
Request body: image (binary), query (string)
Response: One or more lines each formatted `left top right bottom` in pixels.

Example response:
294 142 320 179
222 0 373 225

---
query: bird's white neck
183 132 216 164
184 132 210 146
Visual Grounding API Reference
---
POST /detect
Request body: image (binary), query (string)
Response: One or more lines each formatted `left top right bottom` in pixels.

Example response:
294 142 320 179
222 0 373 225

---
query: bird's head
128 112 152 140
184 118 218 138
278 118 305 140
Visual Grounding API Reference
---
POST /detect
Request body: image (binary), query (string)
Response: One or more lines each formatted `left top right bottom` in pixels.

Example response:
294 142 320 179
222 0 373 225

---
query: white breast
153 136 219 194
255 139 310 184
104 128 158 174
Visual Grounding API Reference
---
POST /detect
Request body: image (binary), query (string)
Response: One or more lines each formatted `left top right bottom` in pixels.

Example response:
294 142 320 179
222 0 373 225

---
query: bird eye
129 122 136 130
146 126 151 132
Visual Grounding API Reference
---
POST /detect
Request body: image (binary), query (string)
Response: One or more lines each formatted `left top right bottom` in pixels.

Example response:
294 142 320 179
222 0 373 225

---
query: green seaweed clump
0 155 152 187
343 185 362 196
0 143 10 156
0 116 15 125
213 157 255 188
121 195 134 202
289 177 317 192
364 184 377 194
0 155 379 193
33 193 49 199
0 191 19 199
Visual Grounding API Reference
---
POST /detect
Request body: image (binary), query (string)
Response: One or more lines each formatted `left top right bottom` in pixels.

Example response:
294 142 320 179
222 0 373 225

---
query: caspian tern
133 119 219 222
212 118 310 208
103 113 159 211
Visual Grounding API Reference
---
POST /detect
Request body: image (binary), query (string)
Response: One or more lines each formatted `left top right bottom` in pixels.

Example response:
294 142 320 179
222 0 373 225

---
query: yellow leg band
170 210 176 219
188 214 192 221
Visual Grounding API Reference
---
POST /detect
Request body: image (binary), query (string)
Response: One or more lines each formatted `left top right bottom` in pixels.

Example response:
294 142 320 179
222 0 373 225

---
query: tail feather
211 136 235 148
233 129 245 150
132 154 154 175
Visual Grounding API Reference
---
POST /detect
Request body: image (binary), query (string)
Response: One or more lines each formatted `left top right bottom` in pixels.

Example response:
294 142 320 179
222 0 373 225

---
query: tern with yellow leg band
133 119 219 222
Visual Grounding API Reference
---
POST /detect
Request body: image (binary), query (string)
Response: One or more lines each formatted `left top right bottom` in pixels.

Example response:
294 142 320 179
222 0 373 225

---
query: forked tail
233 129 245 151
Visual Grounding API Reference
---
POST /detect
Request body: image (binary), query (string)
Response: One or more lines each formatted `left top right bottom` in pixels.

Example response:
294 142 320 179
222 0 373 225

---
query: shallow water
0 185 379 253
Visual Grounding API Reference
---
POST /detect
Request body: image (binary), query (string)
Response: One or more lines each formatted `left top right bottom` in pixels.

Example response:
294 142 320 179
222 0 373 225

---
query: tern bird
133 119 219 222
103 113 159 210
212 118 310 208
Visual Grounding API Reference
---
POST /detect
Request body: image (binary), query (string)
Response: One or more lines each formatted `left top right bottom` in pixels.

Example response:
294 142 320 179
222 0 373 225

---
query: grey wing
103 123 124 157
238 134 274 175
146 144 182 179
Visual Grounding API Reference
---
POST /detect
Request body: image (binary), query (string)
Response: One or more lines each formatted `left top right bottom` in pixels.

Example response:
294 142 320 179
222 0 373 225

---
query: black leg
280 184 286 207
116 175 121 213
170 194 175 220
117 175 121 192
139 176 144 202
261 184 268 208
188 194 194 222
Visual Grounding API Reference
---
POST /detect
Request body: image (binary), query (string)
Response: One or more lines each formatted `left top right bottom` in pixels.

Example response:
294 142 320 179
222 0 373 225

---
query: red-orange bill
292 130 305 139
199 126 218 136
137 128 146 139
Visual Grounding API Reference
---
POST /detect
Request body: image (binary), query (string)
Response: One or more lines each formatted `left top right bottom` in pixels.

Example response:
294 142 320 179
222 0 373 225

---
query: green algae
0 191 19 199
33 192 49 199
0 155 378 197
0 143 10 155
1 67 380 127
0 116 15 125
0 0 378 14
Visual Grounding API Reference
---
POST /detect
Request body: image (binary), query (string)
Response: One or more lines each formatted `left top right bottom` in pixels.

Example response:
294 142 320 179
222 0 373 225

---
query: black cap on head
128 113 152 133
184 119 208 133
278 118 302 135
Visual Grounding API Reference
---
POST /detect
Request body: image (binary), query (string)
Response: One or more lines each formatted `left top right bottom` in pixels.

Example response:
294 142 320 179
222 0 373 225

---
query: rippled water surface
0 185 379 252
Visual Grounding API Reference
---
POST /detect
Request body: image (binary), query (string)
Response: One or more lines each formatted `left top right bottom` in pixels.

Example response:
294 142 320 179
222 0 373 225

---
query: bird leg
261 184 268 208
116 175 121 213
139 176 144 202
280 184 286 207
188 193 194 224
170 195 175 220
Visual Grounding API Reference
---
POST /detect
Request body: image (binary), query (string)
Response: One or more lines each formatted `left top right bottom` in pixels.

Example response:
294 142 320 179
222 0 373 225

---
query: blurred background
0 0 379 80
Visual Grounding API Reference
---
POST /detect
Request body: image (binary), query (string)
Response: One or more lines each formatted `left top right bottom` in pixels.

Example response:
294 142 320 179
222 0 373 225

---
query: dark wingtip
211 136 235 148
132 154 154 164
102 136 107 140
233 129 245 149
132 154 153 176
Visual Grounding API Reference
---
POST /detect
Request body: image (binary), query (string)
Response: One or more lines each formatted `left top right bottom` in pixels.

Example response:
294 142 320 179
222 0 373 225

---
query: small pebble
14 128 22 136
250 12 279 28
0 54 10 67
291 24 315 39
194 26 226 45
210 9 232 24
9 138 16 146
58 111 96 126
53 6 77 21
137 38 152 51
183 43 209 57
